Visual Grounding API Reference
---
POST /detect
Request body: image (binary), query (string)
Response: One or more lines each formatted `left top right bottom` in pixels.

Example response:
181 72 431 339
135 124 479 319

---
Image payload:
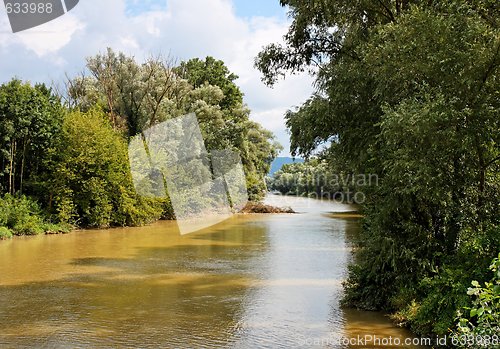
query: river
0 196 425 348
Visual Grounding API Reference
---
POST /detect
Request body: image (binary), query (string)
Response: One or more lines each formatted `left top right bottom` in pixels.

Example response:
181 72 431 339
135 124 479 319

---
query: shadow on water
0 221 270 348
0 196 428 348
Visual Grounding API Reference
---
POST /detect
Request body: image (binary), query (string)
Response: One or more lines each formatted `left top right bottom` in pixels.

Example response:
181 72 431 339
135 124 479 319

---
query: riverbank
0 195 295 242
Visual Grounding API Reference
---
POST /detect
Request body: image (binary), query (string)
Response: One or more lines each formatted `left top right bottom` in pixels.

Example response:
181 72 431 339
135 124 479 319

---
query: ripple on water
0 196 425 348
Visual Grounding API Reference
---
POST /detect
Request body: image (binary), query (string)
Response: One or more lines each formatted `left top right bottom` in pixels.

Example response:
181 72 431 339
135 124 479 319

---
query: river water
0 196 425 348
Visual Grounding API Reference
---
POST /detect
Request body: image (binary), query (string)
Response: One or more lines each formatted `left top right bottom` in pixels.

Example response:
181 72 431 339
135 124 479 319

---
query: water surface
0 196 424 348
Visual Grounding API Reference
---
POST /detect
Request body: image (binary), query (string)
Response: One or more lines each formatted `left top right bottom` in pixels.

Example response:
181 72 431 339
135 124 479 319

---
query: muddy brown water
0 196 426 348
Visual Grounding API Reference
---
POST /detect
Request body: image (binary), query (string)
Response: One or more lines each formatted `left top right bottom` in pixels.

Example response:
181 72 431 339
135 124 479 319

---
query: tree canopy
0 80 64 197
0 51 281 233
66 50 280 201
259 0 499 338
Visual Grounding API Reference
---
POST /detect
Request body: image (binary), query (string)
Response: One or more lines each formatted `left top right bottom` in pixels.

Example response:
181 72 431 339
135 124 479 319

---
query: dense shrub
0 194 69 236
453 254 500 348
0 194 45 235
48 109 165 228
0 227 13 240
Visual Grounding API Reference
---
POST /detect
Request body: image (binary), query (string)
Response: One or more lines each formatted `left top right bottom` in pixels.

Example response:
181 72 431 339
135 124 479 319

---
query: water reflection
0 196 424 348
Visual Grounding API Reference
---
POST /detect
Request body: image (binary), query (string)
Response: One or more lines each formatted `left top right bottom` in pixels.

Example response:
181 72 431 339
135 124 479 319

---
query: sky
0 0 315 156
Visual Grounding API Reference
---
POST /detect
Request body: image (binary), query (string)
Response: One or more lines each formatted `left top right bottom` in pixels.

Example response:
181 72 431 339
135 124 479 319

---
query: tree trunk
12 140 17 194
8 140 16 195
395 0 401 15
19 137 28 194
447 156 461 254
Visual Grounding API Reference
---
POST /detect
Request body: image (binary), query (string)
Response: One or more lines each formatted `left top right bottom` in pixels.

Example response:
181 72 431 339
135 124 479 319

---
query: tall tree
257 0 499 335
67 51 281 201
48 109 164 227
68 48 190 136
0 80 64 197
176 56 244 110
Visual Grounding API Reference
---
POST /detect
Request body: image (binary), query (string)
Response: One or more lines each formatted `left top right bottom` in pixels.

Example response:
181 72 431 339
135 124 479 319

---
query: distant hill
269 157 304 176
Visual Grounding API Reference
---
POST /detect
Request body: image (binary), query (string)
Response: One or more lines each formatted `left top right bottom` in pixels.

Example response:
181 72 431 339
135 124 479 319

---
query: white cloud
13 14 85 57
0 0 314 156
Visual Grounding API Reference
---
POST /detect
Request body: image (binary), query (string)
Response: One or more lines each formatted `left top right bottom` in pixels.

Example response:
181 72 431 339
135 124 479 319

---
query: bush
41 222 73 234
0 194 72 236
399 267 471 335
453 255 500 349
0 194 46 235
0 227 13 240
49 109 165 228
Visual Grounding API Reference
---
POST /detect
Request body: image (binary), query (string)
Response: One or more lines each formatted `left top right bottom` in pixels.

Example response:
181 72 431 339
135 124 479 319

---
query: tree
242 122 282 199
68 48 190 137
0 79 64 197
258 0 500 335
68 51 282 202
48 108 164 227
176 56 244 110
178 57 281 200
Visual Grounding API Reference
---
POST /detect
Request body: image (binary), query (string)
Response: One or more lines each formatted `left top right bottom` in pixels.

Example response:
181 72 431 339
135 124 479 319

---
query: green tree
177 56 244 110
68 48 190 136
48 108 164 227
243 122 282 199
0 79 64 197
258 0 499 336
179 57 280 200
68 51 281 202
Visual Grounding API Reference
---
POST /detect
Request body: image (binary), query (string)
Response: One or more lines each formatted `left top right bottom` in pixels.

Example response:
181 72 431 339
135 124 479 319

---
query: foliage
258 0 500 338
453 255 500 348
0 194 44 235
243 122 282 199
268 158 367 202
69 49 191 136
67 50 281 201
0 227 13 240
0 49 279 244
48 109 164 228
0 194 69 236
176 57 281 200
176 56 243 110
0 79 64 197
0 52 278 237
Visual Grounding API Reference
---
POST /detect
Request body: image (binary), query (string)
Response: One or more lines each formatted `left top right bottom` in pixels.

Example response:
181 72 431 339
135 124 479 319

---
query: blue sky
232 0 288 19
125 0 288 19
0 0 312 156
